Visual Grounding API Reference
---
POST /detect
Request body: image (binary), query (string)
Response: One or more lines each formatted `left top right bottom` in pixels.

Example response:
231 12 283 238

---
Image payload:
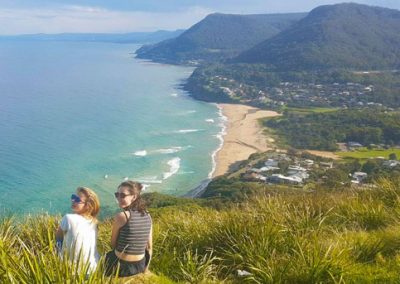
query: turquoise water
0 41 222 215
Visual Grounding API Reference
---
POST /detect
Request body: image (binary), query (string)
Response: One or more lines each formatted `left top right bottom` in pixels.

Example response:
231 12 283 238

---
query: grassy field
2 178 400 283
282 106 340 114
337 148 400 160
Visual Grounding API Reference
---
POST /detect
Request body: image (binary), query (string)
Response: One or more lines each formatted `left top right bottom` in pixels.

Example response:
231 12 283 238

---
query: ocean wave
205 118 215 123
135 176 163 184
133 150 147 156
173 129 202 134
153 147 182 154
208 105 227 178
178 171 195 175
176 110 197 116
163 157 181 180
170 93 178 97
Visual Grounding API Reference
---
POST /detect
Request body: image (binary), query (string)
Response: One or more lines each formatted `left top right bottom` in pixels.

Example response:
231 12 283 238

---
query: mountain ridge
234 3 400 70
135 12 307 64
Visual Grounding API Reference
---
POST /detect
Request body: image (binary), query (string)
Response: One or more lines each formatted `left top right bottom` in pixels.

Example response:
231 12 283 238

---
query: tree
389 153 398 160
362 159 379 174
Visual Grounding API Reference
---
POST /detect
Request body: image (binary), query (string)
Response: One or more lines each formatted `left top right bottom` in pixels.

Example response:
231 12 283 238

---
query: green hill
235 3 400 71
135 13 306 65
2 178 400 282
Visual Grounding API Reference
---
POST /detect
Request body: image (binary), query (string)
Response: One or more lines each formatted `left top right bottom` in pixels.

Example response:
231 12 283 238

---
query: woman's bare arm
111 212 128 249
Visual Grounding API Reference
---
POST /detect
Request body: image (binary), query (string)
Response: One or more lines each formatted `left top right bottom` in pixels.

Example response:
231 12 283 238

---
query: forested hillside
136 13 306 64
235 3 400 70
265 108 400 150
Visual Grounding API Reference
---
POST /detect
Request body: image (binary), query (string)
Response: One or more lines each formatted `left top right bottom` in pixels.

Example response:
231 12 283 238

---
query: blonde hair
76 187 100 223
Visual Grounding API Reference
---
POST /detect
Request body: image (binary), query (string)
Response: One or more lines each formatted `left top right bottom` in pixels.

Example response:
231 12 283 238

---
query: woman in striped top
105 181 152 277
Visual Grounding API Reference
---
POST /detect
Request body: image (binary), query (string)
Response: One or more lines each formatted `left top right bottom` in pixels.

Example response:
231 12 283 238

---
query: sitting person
105 181 152 277
56 187 100 272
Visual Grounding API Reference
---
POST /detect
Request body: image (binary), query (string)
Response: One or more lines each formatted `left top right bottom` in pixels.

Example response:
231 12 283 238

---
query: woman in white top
56 187 100 272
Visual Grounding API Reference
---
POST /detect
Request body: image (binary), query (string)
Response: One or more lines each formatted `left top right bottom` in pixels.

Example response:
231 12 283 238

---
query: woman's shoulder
60 213 80 230
61 213 77 222
63 213 94 224
114 211 130 225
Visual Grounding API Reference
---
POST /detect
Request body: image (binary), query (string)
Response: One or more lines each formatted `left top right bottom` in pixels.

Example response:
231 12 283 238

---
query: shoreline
212 104 280 178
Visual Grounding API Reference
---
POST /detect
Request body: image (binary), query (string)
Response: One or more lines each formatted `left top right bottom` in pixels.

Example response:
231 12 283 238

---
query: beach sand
213 104 280 177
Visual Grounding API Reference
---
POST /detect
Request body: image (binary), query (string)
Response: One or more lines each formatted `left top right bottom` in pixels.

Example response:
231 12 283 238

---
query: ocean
0 41 223 215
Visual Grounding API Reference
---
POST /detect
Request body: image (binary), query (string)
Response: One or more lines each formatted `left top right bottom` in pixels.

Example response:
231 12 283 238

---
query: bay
0 41 222 215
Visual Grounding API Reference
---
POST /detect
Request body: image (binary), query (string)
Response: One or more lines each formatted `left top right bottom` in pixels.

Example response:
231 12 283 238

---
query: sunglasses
71 194 85 204
114 192 132 199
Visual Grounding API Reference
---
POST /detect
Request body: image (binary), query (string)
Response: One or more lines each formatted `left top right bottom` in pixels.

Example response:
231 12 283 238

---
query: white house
265 159 279 167
383 160 400 168
352 172 368 183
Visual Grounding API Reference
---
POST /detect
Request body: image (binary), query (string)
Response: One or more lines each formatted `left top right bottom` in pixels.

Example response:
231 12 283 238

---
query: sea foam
133 150 147 156
163 157 181 180
208 104 227 179
176 110 197 116
136 176 163 184
173 129 202 134
153 147 182 154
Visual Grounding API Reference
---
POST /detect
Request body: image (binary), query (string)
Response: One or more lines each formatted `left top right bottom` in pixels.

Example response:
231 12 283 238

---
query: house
268 174 303 185
348 141 363 148
383 160 400 168
259 166 280 172
352 172 368 183
303 159 314 167
243 172 266 181
348 142 363 148
320 162 333 169
264 159 279 167
291 171 309 180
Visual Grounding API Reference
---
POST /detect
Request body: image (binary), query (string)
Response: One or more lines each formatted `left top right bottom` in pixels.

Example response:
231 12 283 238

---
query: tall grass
1 178 400 283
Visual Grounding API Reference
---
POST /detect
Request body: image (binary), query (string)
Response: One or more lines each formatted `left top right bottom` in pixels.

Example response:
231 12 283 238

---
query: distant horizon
0 1 399 35
0 29 185 37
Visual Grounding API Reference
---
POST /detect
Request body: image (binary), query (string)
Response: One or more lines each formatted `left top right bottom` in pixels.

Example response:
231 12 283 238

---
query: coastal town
225 147 400 188
202 74 393 109
241 151 400 186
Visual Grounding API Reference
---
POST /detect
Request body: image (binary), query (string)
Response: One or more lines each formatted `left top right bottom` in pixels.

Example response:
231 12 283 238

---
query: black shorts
104 250 146 277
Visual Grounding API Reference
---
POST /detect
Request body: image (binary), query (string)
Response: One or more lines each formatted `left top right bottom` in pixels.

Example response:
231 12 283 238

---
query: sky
0 0 399 35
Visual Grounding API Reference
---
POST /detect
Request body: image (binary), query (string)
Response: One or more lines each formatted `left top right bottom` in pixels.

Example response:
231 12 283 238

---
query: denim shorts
104 250 146 277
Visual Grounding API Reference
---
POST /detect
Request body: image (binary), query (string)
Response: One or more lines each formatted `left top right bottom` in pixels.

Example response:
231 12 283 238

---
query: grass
336 148 400 160
1 178 400 283
282 107 340 114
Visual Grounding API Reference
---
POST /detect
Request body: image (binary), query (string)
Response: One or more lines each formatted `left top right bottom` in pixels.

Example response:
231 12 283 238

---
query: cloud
0 5 213 35
1 1 399 35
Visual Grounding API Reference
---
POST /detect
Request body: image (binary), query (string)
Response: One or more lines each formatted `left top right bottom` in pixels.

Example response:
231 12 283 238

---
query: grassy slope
1 179 400 283
337 148 400 160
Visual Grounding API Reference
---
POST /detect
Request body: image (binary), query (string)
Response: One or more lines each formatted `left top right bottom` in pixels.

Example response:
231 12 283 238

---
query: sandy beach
212 104 280 177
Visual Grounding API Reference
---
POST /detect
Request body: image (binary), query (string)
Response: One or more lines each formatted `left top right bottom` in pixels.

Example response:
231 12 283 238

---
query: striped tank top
116 210 152 255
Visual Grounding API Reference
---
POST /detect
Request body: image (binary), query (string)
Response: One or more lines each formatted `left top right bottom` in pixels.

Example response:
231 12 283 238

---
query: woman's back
60 213 99 270
116 210 152 255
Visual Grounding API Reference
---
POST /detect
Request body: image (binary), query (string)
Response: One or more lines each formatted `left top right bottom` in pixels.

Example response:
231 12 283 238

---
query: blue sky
1 0 399 35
